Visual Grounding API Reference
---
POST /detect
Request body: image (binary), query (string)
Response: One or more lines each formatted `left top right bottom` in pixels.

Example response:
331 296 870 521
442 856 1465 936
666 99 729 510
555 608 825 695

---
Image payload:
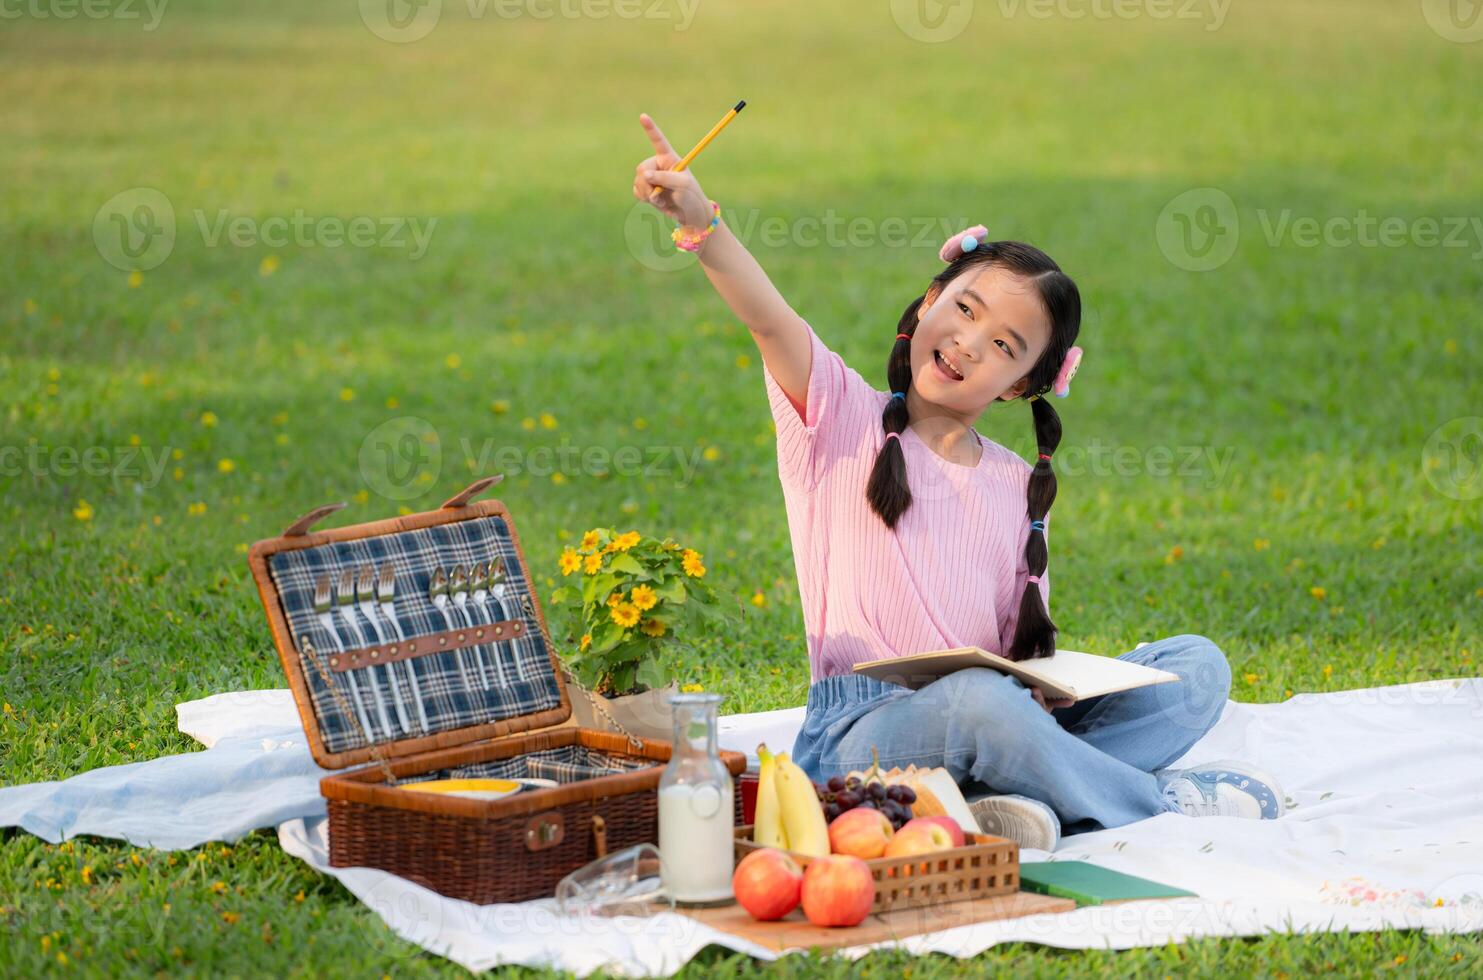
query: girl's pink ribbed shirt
763 320 1050 683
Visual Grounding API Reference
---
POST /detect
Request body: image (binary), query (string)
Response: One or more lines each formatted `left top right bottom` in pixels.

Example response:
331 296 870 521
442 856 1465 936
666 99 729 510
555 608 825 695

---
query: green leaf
607 553 646 578
548 586 572 605
591 620 625 655
653 576 688 603
635 659 673 691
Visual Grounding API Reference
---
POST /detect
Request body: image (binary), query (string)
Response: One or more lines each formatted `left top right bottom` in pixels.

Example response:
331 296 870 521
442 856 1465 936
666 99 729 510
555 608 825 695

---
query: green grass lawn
2 0 1480 974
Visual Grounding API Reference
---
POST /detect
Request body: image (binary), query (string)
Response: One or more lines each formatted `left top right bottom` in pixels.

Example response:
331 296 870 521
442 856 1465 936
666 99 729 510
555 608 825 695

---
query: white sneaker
1158 759 1285 819
967 793 1061 851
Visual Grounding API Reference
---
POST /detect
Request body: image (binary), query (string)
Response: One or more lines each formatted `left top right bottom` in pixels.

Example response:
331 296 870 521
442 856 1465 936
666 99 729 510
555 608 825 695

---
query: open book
851 646 1181 702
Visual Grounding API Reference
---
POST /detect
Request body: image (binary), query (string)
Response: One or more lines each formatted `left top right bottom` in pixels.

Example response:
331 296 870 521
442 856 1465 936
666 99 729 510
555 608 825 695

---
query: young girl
633 113 1286 850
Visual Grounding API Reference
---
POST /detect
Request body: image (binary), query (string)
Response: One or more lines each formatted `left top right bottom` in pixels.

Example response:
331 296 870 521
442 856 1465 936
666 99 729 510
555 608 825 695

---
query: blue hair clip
960 235 979 253
891 391 906 402
1030 520 1046 532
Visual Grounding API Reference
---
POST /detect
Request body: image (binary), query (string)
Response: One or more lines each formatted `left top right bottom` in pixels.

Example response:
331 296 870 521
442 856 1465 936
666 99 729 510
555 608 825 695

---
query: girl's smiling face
911 265 1055 412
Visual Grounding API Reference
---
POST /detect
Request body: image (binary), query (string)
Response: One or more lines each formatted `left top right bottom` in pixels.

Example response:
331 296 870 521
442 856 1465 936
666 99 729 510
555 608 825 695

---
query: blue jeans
790 634 1233 835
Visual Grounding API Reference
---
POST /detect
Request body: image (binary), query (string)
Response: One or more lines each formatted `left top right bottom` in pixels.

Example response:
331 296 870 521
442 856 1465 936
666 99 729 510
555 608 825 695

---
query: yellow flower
640 618 665 637
630 584 658 611
583 553 603 575
610 602 640 628
128 270 143 288
445 353 461 370
1163 545 1183 565
682 548 701 563
221 911 240 925
579 633 592 652
702 446 721 461
680 683 703 693
1322 664 1333 678
211 881 227 895
1310 586 1327 601
551 472 566 485
81 866 94 885
682 555 706 578
1243 672 1258 684
339 387 355 402
258 254 280 277
1253 538 1270 551
558 548 582 576
294 890 305 903
750 590 767 607
217 458 236 474
188 502 207 516
72 500 94 522
612 531 641 552
539 412 558 429
521 417 536 431
606 591 623 608
580 530 601 551
200 410 218 427
490 400 509 415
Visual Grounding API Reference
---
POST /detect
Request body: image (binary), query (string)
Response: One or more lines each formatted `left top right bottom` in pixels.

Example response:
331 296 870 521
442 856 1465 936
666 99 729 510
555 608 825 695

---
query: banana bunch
753 743 829 856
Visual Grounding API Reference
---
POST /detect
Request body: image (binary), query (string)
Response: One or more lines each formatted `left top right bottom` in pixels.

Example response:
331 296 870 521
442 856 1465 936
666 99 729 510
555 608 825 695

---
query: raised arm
633 112 811 413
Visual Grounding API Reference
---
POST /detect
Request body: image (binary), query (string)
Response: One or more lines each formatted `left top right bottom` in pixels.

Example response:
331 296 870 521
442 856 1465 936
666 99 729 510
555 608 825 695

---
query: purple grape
845 777 862 791
867 782 887 802
835 790 860 809
825 803 841 820
827 775 846 792
897 787 916 804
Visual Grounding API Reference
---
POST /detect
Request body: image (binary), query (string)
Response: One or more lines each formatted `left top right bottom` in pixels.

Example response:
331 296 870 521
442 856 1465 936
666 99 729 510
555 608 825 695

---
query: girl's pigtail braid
1007 394 1063 661
866 296 923 529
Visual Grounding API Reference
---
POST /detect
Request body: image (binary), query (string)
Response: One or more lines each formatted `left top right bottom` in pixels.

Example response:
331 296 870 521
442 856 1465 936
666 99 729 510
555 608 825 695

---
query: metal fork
312 573 374 744
377 562 430 734
357 565 412 735
337 567 393 740
429 566 476 691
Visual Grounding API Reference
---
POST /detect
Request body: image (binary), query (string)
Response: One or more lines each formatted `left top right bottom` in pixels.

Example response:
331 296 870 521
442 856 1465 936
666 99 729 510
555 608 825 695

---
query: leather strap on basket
441 475 505 509
283 502 348 537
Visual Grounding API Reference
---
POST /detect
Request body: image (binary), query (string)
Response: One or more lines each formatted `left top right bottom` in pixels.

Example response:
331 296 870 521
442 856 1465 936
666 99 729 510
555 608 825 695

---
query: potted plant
547 527 730 742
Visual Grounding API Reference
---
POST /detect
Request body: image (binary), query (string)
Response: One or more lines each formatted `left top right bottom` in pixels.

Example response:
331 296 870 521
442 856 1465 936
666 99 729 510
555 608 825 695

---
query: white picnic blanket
3 678 1481 974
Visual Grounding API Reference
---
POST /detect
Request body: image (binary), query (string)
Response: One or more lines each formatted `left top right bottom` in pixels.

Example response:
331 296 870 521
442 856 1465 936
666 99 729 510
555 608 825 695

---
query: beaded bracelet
672 200 721 253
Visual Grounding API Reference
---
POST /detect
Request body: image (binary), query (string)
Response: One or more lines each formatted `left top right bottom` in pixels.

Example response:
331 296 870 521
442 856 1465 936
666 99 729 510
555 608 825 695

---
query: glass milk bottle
657 692 735 905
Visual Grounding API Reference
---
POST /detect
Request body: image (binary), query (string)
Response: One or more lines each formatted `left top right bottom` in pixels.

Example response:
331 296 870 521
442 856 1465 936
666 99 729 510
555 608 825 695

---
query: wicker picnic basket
247 474 747 905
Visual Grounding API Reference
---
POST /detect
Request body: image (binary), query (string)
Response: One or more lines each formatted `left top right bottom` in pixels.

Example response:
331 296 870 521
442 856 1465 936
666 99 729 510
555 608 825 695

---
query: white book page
1009 649 1181 700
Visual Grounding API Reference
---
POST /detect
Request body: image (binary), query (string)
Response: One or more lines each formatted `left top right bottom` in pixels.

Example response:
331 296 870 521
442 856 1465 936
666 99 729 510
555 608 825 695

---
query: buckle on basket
525 812 565 852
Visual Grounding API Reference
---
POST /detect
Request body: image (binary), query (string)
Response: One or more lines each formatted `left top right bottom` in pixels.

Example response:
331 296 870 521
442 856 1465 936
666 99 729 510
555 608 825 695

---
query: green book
1018 861 1198 906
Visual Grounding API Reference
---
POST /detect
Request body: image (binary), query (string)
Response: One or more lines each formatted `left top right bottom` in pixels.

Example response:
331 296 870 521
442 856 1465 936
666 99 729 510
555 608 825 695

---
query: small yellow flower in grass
490 399 509 415
130 852 142 867
128 270 143 288
750 591 767 607
385 396 398 409
1163 545 1183 565
172 467 184 481
580 530 601 551
294 890 305 903
702 446 721 461
352 489 369 504
736 354 751 369
128 433 141 446
397 505 412 515
188 502 207 516
1372 537 1386 550
24 298 37 315
271 412 288 425
630 584 658 611
633 417 648 430
551 472 566 485
56 952 68 966
73 500 94 522
559 548 582 576
221 911 240 925
1322 664 1333 679
610 602 640 628
620 499 639 514
2 703 12 717
682 554 706 578
1310 586 1326 601
81 865 94 885
211 881 227 895
680 683 703 693
1443 339 1458 355
200 410 218 427
172 448 183 459
217 458 235 474
339 387 355 402
1243 672 1258 685
583 553 603 575
259 254 280 277
640 618 665 637
445 353 461 370
1253 538 1270 551
521 417 536 431
579 633 591 652
540 412 557 429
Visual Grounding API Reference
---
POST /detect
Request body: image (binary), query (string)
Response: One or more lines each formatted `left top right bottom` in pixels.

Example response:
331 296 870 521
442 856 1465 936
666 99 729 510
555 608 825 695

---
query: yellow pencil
649 99 746 198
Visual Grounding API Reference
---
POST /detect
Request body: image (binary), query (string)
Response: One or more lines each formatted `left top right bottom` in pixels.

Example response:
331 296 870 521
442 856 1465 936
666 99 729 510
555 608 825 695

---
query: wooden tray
682 890 1076 952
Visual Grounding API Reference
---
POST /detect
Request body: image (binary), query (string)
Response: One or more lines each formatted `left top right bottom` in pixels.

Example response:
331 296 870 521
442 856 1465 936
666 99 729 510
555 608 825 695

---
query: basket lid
247 476 575 770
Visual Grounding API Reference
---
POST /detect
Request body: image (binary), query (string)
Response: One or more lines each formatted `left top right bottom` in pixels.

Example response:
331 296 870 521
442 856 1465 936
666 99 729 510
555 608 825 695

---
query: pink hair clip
1052 345 1083 398
939 224 990 263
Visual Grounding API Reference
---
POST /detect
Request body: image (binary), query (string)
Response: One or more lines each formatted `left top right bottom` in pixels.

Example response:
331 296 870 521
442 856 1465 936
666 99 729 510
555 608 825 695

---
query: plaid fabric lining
267 515 563 755
404 745 660 786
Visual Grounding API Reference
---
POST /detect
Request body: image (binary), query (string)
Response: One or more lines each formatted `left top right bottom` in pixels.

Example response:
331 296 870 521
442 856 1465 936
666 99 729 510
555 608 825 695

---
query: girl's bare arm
634 112 811 410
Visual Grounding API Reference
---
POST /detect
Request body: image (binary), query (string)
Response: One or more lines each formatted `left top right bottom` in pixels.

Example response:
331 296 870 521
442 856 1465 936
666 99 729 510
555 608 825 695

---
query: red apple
906 815 967 848
882 821 954 859
828 806 895 859
732 848 803 921
800 854 875 927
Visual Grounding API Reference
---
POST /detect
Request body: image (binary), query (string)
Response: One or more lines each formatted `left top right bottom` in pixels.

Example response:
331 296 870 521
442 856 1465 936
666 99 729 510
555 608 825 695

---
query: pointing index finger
639 112 677 159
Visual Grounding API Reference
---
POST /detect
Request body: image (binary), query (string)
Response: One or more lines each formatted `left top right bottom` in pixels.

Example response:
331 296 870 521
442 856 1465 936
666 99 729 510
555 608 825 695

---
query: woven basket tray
248 475 746 905
733 824 1019 914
